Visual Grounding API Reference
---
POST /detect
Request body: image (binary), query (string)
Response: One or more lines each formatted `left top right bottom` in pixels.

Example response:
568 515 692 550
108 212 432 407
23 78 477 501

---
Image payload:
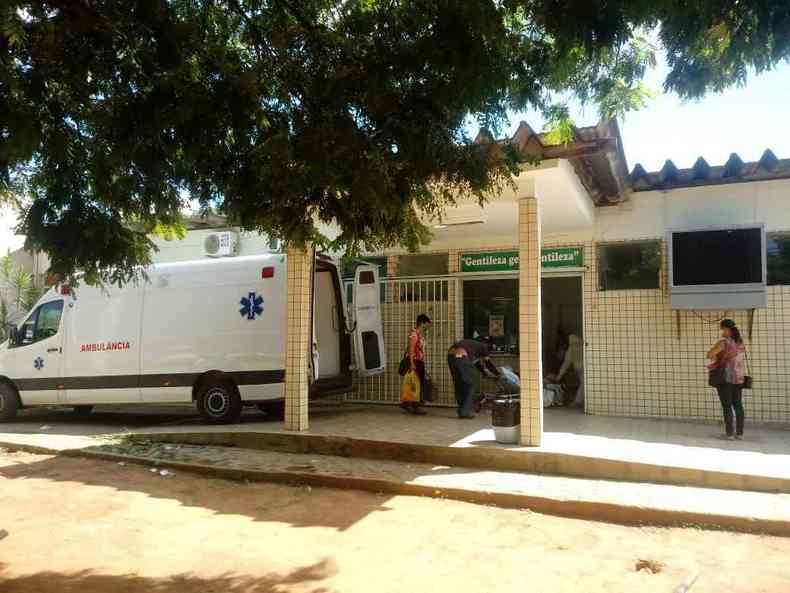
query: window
15 300 64 347
397 254 448 277
768 233 790 285
341 256 387 280
397 279 449 302
463 279 519 354
597 242 661 290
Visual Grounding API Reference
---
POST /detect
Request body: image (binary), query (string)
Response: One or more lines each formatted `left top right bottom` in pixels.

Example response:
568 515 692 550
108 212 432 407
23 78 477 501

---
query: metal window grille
346 276 459 406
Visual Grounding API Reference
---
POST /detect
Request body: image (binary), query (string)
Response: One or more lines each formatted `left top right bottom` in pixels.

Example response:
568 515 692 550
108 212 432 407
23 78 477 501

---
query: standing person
447 338 500 419
707 319 747 440
400 313 432 415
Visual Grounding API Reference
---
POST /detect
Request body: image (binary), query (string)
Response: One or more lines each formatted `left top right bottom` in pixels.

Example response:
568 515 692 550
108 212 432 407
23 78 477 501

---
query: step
134 430 790 494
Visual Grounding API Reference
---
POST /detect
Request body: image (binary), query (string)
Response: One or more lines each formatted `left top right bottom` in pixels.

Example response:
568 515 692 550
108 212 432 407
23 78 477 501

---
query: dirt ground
0 451 788 593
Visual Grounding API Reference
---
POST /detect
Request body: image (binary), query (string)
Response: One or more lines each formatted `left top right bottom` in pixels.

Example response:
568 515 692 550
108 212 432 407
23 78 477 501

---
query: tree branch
274 0 320 33
226 0 277 60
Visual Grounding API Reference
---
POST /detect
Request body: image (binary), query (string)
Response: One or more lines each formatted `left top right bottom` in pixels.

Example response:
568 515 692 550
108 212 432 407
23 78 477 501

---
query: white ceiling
390 159 595 253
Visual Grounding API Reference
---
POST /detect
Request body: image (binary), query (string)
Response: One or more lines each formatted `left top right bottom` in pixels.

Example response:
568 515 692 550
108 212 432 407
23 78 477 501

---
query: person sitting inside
447 338 500 419
546 334 584 407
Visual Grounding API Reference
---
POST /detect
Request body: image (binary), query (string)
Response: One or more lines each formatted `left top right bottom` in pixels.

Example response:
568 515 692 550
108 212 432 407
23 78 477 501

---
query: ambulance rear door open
351 265 386 377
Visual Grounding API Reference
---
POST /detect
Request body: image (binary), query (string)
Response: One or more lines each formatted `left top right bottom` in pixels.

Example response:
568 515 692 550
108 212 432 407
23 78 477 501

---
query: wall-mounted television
668 224 767 310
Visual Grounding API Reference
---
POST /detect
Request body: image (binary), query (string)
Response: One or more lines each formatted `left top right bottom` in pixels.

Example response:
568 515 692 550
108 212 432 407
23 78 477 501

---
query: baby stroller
477 366 520 412
478 366 566 410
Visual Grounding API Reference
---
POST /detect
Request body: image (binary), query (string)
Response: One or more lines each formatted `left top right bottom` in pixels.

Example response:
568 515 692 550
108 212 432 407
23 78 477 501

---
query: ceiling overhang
411 159 594 253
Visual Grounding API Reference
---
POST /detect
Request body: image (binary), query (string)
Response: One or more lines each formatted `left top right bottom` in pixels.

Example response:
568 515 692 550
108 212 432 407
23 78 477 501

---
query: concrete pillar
284 245 313 431
518 195 543 446
447 250 462 343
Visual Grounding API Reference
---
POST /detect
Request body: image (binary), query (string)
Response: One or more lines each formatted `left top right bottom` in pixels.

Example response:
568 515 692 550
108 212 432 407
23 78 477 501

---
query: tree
2 1 789 284
0 254 43 338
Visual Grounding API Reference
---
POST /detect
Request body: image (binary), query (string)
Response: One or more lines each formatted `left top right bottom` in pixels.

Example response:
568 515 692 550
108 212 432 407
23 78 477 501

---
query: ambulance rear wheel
197 382 242 424
0 383 19 422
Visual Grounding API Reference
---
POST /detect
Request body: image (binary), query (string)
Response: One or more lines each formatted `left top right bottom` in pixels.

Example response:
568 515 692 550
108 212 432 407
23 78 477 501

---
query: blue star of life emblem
240 292 264 320
34 357 44 371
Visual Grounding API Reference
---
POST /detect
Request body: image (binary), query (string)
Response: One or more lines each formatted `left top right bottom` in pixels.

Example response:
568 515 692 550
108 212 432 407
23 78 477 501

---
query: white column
518 195 543 446
284 245 313 431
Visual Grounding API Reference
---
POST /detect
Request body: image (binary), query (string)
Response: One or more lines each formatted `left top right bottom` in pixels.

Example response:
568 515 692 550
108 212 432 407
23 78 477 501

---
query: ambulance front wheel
197 381 242 424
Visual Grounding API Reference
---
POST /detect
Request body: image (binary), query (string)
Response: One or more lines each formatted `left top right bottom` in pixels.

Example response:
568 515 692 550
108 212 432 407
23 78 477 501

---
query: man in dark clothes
447 338 500 418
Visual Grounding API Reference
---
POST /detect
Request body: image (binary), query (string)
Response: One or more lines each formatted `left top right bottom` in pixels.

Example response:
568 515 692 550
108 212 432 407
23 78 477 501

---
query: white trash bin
492 394 520 444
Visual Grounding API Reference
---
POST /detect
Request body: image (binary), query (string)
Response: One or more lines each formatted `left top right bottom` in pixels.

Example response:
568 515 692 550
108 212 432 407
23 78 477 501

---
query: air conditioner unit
203 231 239 257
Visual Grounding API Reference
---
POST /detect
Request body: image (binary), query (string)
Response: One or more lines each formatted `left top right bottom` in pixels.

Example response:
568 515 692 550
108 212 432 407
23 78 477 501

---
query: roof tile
660 159 680 183
758 149 779 171
630 149 790 191
722 153 745 178
691 157 711 180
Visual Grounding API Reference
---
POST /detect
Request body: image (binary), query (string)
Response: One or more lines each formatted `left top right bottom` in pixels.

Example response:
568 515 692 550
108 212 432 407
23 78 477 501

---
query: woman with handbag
707 319 747 440
400 313 432 415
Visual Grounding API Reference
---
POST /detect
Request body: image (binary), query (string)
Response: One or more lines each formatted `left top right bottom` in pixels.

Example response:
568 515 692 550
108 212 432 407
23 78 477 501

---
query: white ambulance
0 253 385 423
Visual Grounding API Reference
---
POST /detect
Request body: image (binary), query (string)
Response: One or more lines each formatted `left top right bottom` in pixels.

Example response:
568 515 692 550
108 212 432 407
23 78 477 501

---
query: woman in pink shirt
707 319 747 440
400 313 432 415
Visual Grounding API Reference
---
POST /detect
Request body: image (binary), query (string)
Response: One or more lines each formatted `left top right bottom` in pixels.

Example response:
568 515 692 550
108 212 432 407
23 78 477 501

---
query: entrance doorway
541 275 583 388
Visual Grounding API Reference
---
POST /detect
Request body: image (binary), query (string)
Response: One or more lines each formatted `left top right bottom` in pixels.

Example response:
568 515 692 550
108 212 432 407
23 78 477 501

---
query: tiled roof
475 119 630 205
630 150 790 191
184 212 229 229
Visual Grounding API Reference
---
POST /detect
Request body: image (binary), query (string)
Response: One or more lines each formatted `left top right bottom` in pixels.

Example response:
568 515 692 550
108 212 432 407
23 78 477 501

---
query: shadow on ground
0 560 337 593
0 453 394 531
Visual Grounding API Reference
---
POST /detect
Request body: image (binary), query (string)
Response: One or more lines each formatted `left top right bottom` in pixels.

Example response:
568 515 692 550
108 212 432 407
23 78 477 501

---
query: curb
2 440 788 537
135 431 790 494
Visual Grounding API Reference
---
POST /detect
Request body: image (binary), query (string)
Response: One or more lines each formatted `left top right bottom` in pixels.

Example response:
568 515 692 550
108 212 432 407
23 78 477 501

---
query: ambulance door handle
47 347 61 354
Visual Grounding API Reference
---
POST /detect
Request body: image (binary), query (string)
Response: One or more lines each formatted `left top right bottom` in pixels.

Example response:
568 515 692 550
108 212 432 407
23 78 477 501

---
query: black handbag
743 348 753 390
398 346 410 376
708 366 726 388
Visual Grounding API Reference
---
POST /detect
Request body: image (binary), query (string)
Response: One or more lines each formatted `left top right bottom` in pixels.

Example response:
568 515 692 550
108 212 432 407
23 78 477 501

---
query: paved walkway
1 403 789 480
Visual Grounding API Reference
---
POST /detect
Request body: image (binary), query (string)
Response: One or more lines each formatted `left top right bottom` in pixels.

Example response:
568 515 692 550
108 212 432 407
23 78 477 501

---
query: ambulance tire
0 383 19 422
257 401 285 420
197 380 242 424
73 405 93 416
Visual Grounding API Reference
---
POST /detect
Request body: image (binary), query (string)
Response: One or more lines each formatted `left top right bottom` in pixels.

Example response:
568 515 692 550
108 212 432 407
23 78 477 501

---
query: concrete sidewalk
4 405 790 465
3 404 790 492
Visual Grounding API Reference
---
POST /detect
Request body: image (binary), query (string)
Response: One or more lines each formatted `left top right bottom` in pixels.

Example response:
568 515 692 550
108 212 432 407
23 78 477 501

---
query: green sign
541 247 584 269
460 251 519 272
460 248 583 272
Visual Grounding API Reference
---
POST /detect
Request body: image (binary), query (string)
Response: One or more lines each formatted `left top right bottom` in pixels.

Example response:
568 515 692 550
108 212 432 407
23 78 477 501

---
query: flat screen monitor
668 224 767 310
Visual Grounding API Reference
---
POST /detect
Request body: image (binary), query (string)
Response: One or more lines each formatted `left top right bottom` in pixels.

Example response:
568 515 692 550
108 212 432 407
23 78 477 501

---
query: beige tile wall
350 238 790 425
585 238 790 424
